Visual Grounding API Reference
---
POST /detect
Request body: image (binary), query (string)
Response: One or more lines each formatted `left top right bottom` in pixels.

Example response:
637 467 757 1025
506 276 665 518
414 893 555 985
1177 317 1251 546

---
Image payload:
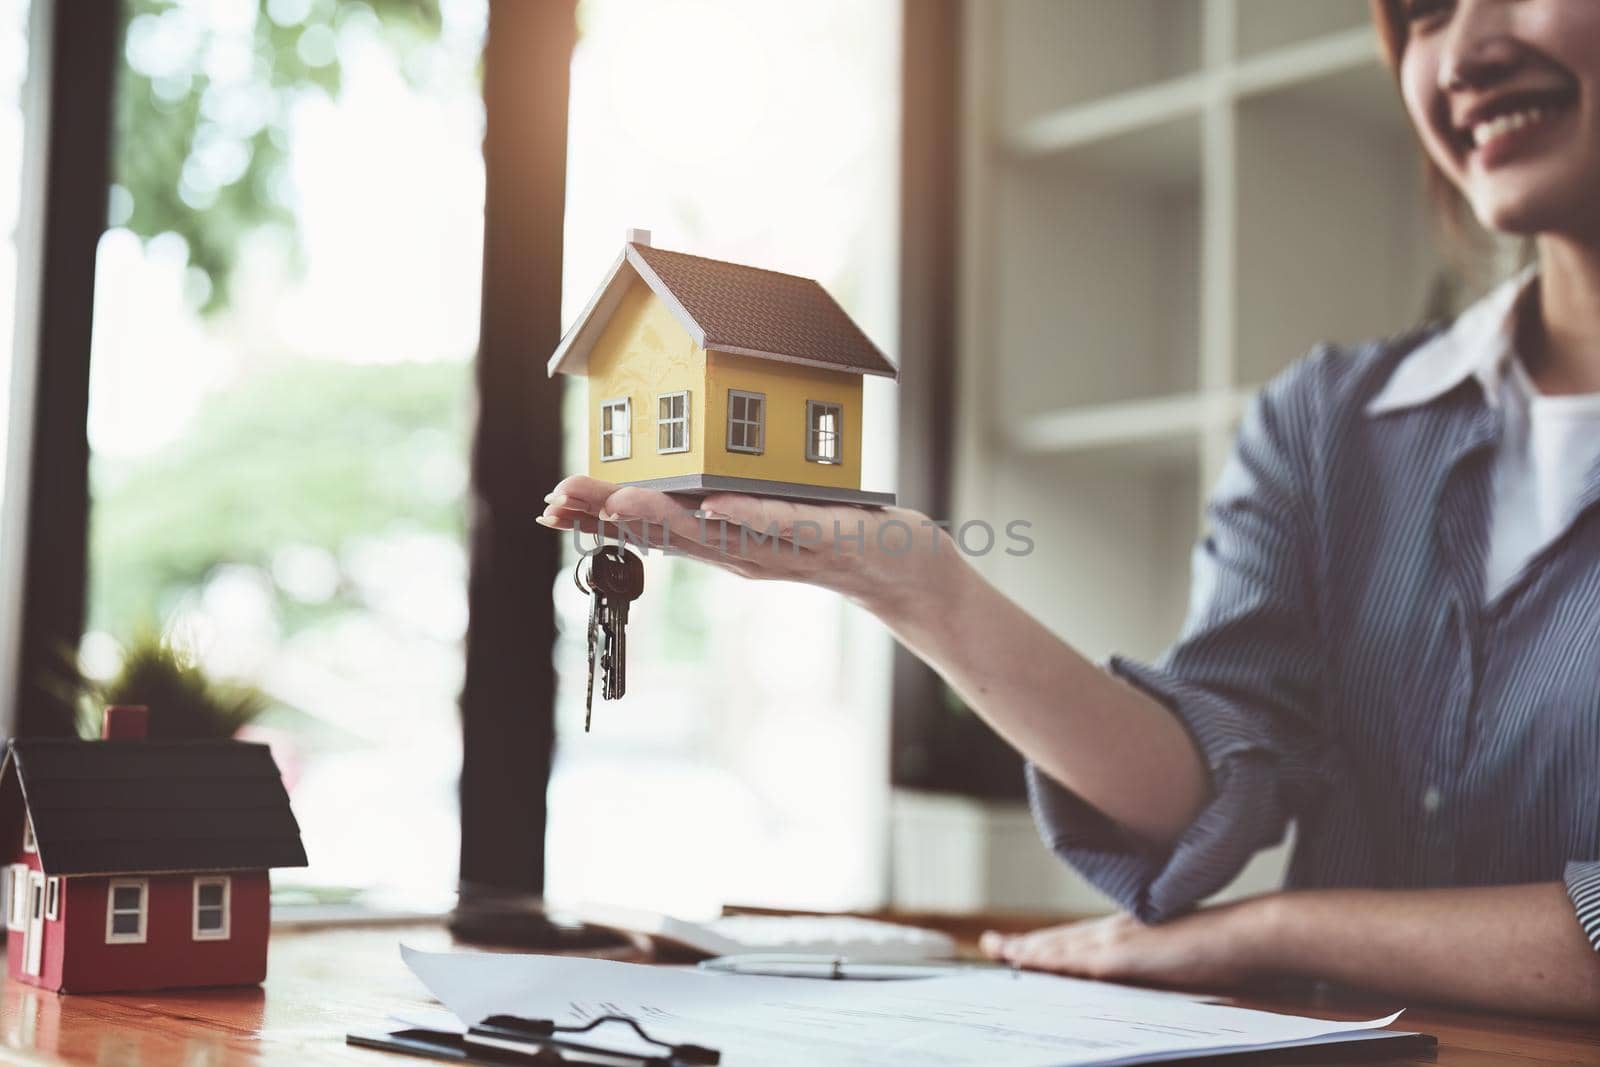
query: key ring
575 527 608 557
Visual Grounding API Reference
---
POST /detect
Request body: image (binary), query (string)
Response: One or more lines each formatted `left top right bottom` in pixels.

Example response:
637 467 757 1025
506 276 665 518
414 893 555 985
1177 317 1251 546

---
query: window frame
45 876 59 921
599 397 632 461
22 814 35 853
3 864 20 931
105 877 149 945
655 391 690 454
192 875 231 941
726 390 766 455
804 400 844 464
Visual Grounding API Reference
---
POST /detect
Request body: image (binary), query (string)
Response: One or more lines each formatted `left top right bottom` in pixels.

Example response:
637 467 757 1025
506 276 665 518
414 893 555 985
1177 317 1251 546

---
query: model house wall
584 278 709 482
57 872 270 994
4 804 272 994
701 350 863 491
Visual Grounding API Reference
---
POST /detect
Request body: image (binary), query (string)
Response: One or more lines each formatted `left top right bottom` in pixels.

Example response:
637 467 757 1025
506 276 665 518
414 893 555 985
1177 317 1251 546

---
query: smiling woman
1372 0 1600 245
543 0 1600 1020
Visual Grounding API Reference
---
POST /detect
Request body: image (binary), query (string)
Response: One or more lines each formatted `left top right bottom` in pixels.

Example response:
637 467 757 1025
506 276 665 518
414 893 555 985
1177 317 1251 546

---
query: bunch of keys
575 543 645 731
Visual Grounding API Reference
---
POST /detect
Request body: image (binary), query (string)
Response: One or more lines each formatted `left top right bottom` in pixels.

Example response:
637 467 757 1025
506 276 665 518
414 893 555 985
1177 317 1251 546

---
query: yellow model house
547 229 898 506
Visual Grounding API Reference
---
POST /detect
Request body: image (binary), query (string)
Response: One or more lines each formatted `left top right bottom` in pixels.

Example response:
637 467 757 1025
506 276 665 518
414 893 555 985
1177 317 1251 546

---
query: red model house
1 705 306 993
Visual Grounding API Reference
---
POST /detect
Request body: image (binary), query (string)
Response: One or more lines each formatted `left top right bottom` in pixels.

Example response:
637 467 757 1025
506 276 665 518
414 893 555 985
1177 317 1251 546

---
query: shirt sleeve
1565 862 1600 951
1027 355 1343 924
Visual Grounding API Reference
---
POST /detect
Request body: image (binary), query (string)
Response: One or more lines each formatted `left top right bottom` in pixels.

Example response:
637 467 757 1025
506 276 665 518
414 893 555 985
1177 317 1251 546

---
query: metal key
590 546 644 705
584 582 602 729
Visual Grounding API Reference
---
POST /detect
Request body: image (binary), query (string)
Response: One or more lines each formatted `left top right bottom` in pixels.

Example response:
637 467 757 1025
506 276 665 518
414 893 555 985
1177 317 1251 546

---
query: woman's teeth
1471 106 1547 149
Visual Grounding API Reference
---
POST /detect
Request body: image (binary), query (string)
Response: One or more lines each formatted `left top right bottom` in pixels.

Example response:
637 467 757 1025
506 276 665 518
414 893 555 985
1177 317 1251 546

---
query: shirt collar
1364 264 1538 417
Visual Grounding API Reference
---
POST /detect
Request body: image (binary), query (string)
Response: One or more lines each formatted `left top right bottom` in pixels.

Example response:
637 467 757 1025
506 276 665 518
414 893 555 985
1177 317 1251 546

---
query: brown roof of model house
547 235 898 380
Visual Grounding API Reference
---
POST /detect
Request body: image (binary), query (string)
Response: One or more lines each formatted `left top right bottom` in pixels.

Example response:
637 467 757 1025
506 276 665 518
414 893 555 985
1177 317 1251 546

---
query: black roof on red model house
0 739 307 877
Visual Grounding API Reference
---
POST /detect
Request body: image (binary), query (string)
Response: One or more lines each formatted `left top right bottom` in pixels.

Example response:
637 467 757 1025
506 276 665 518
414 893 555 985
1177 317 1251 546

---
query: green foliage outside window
113 0 443 313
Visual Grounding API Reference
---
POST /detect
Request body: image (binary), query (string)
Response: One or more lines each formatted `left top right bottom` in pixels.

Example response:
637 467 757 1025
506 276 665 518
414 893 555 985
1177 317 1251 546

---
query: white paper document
401 946 1406 1067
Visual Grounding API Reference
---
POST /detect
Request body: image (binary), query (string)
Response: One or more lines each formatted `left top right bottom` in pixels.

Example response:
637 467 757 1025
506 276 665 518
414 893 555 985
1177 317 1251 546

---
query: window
106 879 148 944
553 0 897 919
21 815 34 853
45 877 58 921
726 390 765 454
805 401 843 464
192 876 230 941
2 865 18 931
85 1 488 901
600 398 632 460
656 391 689 453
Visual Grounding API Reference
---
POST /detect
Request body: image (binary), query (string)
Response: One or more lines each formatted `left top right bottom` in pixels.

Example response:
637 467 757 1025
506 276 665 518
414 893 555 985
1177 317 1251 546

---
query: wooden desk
2 915 1596 1066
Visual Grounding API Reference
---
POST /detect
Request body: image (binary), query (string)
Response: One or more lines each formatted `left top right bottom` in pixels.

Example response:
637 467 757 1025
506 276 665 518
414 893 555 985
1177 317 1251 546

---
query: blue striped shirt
1027 281 1600 956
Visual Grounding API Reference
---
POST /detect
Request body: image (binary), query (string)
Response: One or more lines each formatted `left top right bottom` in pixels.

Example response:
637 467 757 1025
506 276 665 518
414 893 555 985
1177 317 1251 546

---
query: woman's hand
978 898 1280 992
536 474 956 612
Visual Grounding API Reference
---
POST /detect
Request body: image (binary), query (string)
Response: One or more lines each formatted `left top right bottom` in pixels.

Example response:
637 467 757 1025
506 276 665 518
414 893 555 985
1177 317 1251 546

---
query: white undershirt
1484 357 1600 600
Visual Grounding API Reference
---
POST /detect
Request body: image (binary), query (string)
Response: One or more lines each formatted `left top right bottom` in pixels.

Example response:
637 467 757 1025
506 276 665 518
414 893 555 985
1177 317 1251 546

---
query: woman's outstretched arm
539 475 1211 847
983 883 1600 1021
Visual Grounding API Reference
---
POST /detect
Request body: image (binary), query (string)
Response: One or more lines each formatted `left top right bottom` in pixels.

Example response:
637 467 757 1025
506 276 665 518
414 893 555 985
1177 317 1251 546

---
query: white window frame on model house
805 400 843 464
726 390 765 454
105 878 149 944
192 875 231 941
599 397 632 461
3 864 20 931
655 390 690 454
21 814 35 853
45 877 59 921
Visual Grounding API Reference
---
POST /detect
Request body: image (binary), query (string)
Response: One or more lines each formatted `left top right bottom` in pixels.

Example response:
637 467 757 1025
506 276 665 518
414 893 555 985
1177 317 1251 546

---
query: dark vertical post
890 0 961 786
453 0 576 941
0 0 118 740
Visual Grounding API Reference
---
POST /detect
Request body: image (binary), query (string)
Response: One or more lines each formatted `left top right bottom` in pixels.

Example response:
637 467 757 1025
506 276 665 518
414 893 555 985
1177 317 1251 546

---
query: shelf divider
1229 26 1379 101
1004 73 1207 161
1001 25 1379 167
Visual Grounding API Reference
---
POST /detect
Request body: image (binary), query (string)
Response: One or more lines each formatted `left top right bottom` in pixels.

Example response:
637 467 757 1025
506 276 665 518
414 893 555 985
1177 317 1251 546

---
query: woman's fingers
544 475 621 517
980 922 1097 973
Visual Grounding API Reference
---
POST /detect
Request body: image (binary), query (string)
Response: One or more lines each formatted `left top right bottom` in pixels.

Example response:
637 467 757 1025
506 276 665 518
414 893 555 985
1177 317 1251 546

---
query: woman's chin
1469 175 1600 238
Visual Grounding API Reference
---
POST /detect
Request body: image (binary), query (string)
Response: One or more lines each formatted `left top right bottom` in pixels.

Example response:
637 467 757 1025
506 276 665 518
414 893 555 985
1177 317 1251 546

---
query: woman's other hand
536 474 958 612
978 899 1280 992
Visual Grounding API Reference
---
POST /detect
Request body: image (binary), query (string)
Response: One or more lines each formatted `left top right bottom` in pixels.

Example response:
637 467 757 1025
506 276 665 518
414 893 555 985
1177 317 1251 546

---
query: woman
539 0 1600 1019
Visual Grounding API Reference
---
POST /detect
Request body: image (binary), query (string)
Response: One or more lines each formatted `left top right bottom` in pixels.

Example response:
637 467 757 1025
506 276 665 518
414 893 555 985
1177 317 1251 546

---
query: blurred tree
113 0 443 313
89 359 470 638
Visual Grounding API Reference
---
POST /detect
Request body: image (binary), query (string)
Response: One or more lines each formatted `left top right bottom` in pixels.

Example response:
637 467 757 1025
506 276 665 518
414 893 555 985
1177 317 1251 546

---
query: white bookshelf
896 0 1458 915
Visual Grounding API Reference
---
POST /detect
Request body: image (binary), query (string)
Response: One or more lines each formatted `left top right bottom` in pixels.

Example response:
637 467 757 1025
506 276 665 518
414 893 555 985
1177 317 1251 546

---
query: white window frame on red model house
3 864 22 930
192 876 231 941
105 878 149 944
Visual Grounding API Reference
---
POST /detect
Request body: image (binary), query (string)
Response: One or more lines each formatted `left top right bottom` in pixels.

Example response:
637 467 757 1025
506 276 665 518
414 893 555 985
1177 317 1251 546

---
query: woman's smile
1452 86 1578 168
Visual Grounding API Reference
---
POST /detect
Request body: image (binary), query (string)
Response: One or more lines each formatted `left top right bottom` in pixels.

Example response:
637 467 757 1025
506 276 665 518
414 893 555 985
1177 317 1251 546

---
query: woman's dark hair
1368 0 1479 251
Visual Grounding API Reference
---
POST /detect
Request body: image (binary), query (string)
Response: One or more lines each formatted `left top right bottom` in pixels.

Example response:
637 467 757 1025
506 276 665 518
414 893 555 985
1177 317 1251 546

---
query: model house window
599 398 631 461
45 877 59 921
106 879 148 944
193 876 231 941
22 816 35 853
2 865 18 931
805 401 843 464
727 390 765 454
656 391 689 453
